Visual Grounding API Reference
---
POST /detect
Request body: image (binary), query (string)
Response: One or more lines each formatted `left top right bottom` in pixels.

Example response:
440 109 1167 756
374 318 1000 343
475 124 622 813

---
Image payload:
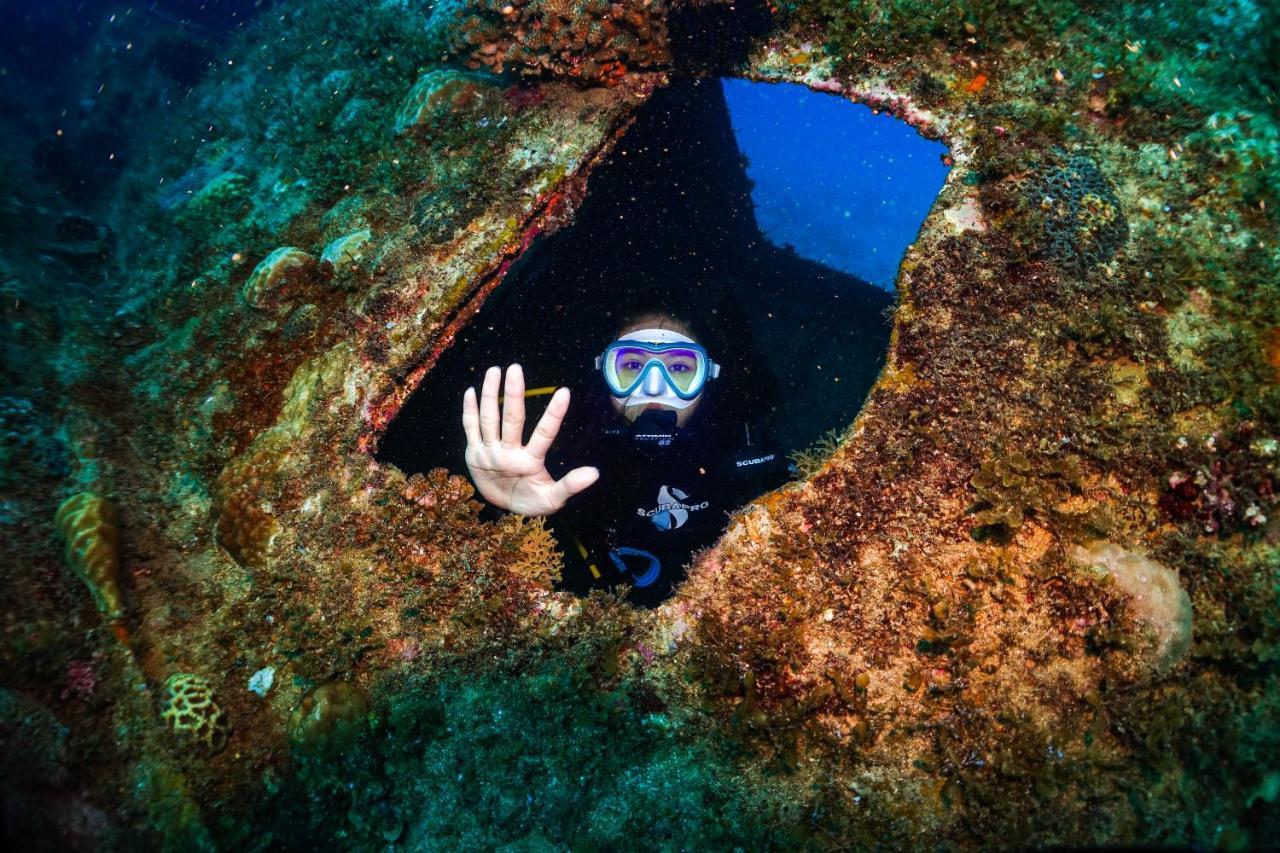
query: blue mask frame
595 340 720 401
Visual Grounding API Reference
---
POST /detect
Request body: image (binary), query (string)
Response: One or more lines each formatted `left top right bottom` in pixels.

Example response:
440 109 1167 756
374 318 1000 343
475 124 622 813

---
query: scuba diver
461 313 790 607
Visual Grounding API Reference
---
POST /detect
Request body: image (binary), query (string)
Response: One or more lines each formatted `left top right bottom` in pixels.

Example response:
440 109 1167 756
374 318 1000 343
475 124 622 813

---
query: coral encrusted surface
1 0 1277 849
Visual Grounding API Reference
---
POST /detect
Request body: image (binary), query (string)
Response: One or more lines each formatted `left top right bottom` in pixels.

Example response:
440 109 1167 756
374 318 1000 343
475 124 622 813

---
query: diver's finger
501 363 525 447
462 386 482 446
553 466 599 503
479 366 501 444
526 387 570 460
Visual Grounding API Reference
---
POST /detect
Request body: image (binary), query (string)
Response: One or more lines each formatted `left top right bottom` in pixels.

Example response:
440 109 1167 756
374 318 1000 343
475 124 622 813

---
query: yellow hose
497 386 559 405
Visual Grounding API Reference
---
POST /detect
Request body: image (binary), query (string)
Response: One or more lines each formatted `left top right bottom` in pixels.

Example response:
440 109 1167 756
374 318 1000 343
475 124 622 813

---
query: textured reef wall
1 0 1277 848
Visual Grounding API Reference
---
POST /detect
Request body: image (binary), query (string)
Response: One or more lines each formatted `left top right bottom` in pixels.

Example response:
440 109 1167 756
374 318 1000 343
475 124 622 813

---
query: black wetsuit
547 383 791 607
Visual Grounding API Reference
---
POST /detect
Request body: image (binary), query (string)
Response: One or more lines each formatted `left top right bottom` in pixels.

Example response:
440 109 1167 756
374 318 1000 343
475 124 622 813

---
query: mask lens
610 346 653 392
656 348 701 393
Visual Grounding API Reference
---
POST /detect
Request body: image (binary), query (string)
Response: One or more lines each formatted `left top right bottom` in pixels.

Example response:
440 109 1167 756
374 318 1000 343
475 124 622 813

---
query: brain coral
393 69 504 135
161 673 230 755
1072 540 1193 675
241 247 329 310
1033 153 1129 275
54 492 125 619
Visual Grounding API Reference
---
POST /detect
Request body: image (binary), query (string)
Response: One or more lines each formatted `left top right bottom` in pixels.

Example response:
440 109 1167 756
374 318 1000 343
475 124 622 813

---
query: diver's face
606 320 705 427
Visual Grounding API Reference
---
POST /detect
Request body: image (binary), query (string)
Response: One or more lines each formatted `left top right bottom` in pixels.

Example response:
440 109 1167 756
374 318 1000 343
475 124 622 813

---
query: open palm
461 364 599 516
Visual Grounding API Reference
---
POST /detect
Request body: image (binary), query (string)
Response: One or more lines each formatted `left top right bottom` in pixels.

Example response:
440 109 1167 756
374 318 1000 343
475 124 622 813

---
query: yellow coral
161 673 230 754
54 492 125 619
242 247 325 310
503 515 564 586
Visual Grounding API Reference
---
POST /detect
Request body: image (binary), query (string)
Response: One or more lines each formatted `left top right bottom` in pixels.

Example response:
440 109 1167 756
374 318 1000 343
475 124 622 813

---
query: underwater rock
241 247 330 311
46 213 113 280
320 228 374 275
161 673 231 755
0 688 69 787
1072 540 1192 675
412 185 487 244
53 492 125 620
393 69 504 135
1158 422 1277 536
0 396 70 486
288 682 371 758
5 0 1277 845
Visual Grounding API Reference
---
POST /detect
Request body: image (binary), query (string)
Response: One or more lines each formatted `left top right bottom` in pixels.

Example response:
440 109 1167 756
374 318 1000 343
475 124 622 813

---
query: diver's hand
462 364 599 516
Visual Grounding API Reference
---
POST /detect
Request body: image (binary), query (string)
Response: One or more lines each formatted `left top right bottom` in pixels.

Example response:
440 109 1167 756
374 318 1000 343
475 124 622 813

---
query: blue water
723 78 950 290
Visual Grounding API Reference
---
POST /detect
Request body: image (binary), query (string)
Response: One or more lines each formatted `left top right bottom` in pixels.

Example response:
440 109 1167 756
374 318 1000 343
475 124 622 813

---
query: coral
400 467 481 524
1159 423 1277 536
46 214 113 282
1031 153 1129 276
449 0 674 87
393 69 504 135
319 228 373 275
288 682 370 758
501 515 564 586
1072 541 1192 675
161 673 230 755
281 303 321 343
53 493 125 620
213 456 282 569
175 170 251 233
241 247 330 311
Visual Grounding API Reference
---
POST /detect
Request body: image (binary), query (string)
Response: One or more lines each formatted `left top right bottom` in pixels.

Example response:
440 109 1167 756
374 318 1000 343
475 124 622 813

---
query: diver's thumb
558 466 600 500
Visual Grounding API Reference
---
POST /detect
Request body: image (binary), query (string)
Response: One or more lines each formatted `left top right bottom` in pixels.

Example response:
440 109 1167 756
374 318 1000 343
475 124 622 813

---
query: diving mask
596 328 720 410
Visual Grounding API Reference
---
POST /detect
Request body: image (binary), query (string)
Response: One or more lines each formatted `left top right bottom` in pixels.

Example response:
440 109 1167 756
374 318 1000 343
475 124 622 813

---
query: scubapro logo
735 453 776 467
638 485 708 531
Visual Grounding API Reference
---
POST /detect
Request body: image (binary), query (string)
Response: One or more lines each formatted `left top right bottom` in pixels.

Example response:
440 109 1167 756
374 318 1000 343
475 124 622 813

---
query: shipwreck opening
377 76 948 606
